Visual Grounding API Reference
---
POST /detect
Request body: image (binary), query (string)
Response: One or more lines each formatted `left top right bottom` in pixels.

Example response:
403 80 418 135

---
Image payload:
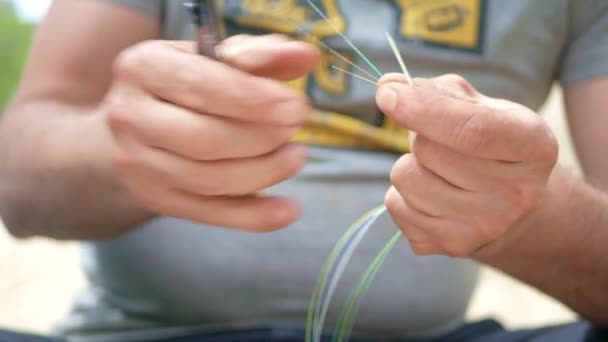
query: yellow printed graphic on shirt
220 0 412 153
396 0 485 51
233 0 350 97
237 0 345 38
292 110 411 152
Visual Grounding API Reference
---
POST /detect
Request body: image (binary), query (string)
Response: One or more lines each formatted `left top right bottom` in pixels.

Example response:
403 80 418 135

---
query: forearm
0 99 152 240
475 166 608 325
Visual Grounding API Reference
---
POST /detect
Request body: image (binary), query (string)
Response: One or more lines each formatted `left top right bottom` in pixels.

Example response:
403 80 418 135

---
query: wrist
82 112 158 223
472 166 575 263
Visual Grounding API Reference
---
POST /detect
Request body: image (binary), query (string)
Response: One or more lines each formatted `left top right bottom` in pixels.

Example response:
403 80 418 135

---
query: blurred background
0 0 48 110
0 0 580 336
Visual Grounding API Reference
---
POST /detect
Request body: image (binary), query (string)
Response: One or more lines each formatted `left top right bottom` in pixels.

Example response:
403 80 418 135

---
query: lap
435 319 605 342
0 330 62 342
0 321 605 342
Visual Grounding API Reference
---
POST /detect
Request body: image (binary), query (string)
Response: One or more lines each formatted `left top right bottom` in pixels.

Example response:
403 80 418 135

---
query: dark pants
1 320 606 342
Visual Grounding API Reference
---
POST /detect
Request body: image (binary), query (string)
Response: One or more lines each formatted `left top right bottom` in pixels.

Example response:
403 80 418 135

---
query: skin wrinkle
473 168 608 325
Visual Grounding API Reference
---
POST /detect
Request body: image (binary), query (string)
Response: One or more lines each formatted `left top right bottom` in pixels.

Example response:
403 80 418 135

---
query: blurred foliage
0 2 35 112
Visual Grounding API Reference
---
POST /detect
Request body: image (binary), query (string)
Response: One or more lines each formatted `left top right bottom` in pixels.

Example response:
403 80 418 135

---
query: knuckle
188 126 228 161
440 74 478 97
238 80 275 107
113 50 136 79
174 63 202 92
509 110 558 163
400 225 425 243
523 185 545 211
471 215 505 242
136 187 169 215
287 97 312 125
113 42 156 79
384 188 402 214
410 241 436 256
238 128 295 159
411 135 432 163
111 150 138 175
533 124 559 166
440 241 473 258
169 72 210 111
390 154 417 189
504 181 545 213
260 92 311 126
105 97 133 131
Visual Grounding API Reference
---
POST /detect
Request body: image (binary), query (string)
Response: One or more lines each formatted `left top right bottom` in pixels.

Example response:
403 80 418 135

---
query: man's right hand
103 35 319 232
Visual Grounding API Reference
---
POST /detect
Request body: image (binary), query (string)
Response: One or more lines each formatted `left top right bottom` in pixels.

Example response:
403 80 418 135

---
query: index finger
376 78 554 162
113 40 313 125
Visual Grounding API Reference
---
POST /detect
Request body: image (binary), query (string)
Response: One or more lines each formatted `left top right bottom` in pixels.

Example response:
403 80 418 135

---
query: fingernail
219 41 274 67
377 86 398 113
218 44 248 60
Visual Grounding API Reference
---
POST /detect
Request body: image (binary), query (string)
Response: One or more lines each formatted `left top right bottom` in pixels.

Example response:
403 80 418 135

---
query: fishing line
385 32 413 84
312 36 380 82
333 231 402 342
314 207 386 339
306 205 385 342
304 3 416 340
306 0 383 77
331 66 378 86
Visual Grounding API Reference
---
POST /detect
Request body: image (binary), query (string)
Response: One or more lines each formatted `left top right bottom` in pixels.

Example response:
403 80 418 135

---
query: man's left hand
376 74 559 257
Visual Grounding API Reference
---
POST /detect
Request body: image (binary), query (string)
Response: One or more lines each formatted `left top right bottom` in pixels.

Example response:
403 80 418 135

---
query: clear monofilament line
314 207 385 341
385 32 413 85
305 205 386 342
331 66 378 86
306 0 383 77
306 207 374 342
313 37 379 82
305 10 418 342
333 231 402 342
314 213 376 324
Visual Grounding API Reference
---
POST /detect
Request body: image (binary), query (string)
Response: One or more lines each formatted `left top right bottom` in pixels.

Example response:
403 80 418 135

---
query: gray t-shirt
57 1 608 341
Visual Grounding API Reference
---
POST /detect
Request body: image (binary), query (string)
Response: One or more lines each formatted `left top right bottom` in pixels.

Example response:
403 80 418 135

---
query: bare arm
0 0 161 239
376 72 608 326
473 77 608 326
0 0 319 240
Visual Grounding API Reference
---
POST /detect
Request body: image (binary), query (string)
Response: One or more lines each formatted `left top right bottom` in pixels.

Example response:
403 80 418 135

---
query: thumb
375 73 419 146
217 34 320 80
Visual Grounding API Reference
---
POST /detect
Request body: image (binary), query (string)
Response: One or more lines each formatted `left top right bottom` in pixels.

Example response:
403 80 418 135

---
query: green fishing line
332 231 402 342
306 0 383 77
303 4 415 340
306 205 385 342
305 210 369 342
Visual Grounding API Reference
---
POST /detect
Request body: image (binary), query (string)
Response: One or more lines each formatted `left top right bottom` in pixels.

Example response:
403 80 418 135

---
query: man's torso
58 1 571 340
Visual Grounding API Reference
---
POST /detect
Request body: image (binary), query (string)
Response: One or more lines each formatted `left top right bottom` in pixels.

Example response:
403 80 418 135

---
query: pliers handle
184 0 223 58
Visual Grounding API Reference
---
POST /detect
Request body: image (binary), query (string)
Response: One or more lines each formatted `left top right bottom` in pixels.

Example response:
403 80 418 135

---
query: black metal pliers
183 0 223 59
